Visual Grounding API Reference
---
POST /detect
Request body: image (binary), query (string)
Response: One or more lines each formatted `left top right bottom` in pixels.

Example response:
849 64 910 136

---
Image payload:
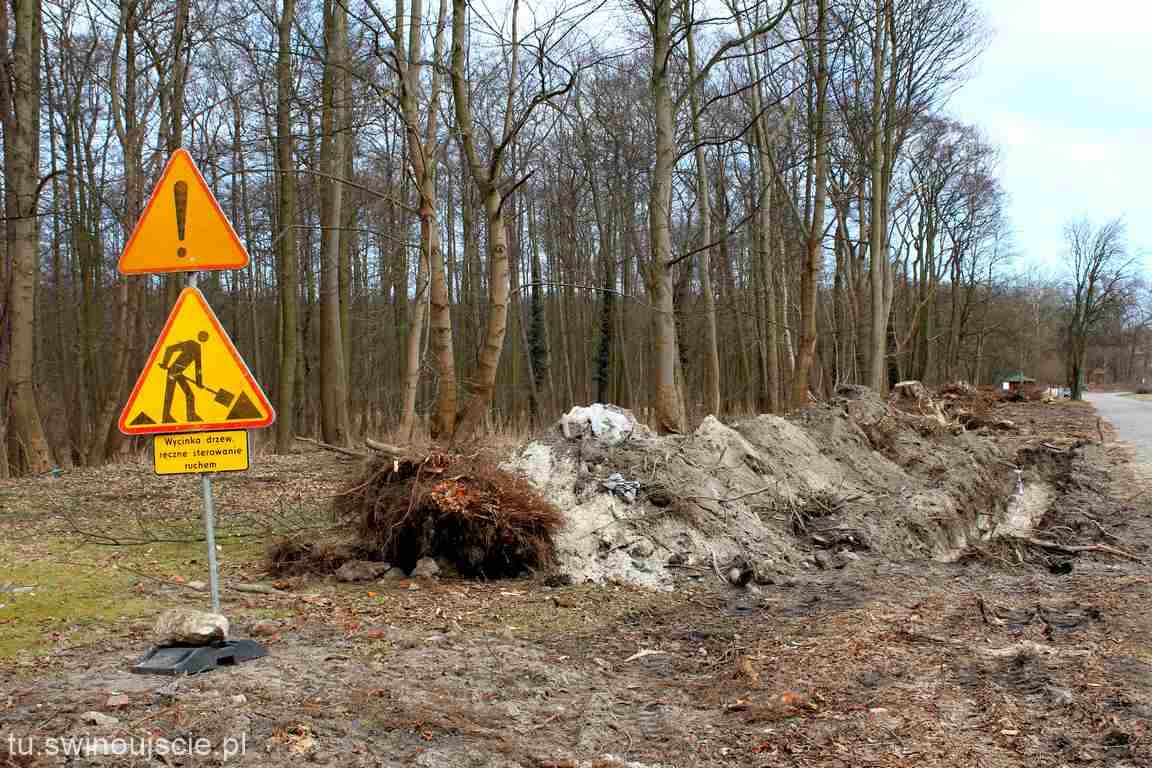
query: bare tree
274 0 299 452
448 0 580 442
638 0 792 432
0 0 52 473
791 0 828 407
364 0 455 441
318 0 352 445
1064 218 1134 400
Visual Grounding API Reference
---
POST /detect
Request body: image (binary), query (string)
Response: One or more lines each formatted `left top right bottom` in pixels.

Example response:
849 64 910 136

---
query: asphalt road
1085 391 1152 460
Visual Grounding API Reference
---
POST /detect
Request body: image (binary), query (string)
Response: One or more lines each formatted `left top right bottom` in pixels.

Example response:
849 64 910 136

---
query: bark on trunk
274 0 298 452
0 0 51 473
317 0 351 445
686 19 721 418
791 0 828 409
648 0 684 433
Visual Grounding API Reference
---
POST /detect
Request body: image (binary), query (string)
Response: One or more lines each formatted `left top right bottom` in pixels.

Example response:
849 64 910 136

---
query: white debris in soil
507 442 673 589
993 482 1055 538
558 403 647 445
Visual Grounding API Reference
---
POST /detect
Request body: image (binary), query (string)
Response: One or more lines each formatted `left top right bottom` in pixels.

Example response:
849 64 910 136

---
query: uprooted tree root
331 452 565 578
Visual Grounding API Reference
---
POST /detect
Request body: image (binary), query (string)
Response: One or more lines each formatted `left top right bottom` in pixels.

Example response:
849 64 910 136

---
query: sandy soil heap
506 387 1019 588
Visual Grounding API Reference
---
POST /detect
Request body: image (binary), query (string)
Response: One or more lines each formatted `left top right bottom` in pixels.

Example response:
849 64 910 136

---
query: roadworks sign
154 430 250 475
118 149 250 274
119 287 274 435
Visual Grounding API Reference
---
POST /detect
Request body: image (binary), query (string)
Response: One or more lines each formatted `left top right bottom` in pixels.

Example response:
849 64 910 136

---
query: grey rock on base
410 557 441 579
154 608 229 646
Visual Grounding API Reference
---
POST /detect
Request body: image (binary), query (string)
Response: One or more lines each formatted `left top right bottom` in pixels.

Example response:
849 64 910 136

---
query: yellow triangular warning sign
118 149 249 274
119 288 274 435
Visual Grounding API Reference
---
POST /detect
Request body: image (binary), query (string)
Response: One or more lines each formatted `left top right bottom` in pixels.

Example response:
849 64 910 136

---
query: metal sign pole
201 473 222 613
184 270 222 616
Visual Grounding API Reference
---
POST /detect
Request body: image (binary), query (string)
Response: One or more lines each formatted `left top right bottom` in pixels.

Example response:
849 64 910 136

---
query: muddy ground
2 398 1151 767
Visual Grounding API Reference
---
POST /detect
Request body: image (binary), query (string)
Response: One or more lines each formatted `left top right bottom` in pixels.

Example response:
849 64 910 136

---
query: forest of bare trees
0 0 1147 475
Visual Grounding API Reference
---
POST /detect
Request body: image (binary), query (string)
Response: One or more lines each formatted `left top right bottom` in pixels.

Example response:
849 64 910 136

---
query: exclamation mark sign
174 180 188 259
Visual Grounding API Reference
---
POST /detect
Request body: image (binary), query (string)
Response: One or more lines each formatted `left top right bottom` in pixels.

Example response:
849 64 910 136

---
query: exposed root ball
333 453 564 578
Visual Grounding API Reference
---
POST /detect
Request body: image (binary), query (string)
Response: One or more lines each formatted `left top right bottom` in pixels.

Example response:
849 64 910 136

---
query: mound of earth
504 387 1024 588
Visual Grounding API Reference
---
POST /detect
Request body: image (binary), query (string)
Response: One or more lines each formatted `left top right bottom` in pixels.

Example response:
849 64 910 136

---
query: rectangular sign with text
153 430 250 475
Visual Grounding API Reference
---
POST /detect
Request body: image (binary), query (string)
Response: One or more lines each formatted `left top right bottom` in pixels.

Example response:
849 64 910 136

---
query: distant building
1002 372 1036 392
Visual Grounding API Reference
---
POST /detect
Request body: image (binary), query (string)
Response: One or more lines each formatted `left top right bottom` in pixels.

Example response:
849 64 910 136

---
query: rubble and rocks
600 473 641 503
154 608 228 645
250 620 281 637
335 559 393 582
81 711 121 728
267 538 363 576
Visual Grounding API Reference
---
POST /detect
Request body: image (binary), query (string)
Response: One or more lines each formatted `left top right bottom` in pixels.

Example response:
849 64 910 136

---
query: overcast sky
947 0 1151 275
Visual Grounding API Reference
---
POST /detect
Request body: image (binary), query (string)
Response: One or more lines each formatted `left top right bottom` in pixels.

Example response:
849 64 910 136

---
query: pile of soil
505 386 1121 588
502 387 1009 587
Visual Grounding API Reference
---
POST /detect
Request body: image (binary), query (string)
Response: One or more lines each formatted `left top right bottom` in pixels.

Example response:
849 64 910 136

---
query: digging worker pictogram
159 331 209 423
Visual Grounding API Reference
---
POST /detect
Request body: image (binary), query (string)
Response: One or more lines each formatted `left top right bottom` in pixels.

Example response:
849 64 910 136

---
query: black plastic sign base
131 639 267 676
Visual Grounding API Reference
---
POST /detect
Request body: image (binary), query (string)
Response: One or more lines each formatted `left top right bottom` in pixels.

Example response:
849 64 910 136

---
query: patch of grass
1121 393 1152 401
0 531 270 662
0 453 348 665
0 550 158 660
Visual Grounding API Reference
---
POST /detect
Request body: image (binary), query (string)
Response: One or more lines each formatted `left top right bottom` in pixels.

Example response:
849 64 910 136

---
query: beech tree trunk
0 0 51 473
686 15 720 418
792 0 828 408
274 0 298 452
648 0 684 433
317 0 351 445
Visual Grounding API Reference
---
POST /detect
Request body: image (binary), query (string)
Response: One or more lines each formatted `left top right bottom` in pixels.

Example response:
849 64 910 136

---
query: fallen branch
1008 534 1142 563
1083 515 1123 543
365 438 405 456
295 436 366 458
686 486 775 504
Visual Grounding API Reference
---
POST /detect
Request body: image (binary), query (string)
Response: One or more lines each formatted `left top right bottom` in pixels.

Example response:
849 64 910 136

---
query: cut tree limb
295 436 366 458
1009 534 1142 563
365 438 404 456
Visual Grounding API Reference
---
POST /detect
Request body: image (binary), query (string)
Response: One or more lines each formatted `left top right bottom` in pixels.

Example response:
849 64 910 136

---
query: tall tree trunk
453 189 510 441
791 0 828 408
527 198 550 415
394 0 455 440
317 0 351 444
339 96 356 423
448 0 520 442
867 0 888 392
274 0 298 451
686 17 720 418
648 0 684 433
0 0 51 473
589 167 615 405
